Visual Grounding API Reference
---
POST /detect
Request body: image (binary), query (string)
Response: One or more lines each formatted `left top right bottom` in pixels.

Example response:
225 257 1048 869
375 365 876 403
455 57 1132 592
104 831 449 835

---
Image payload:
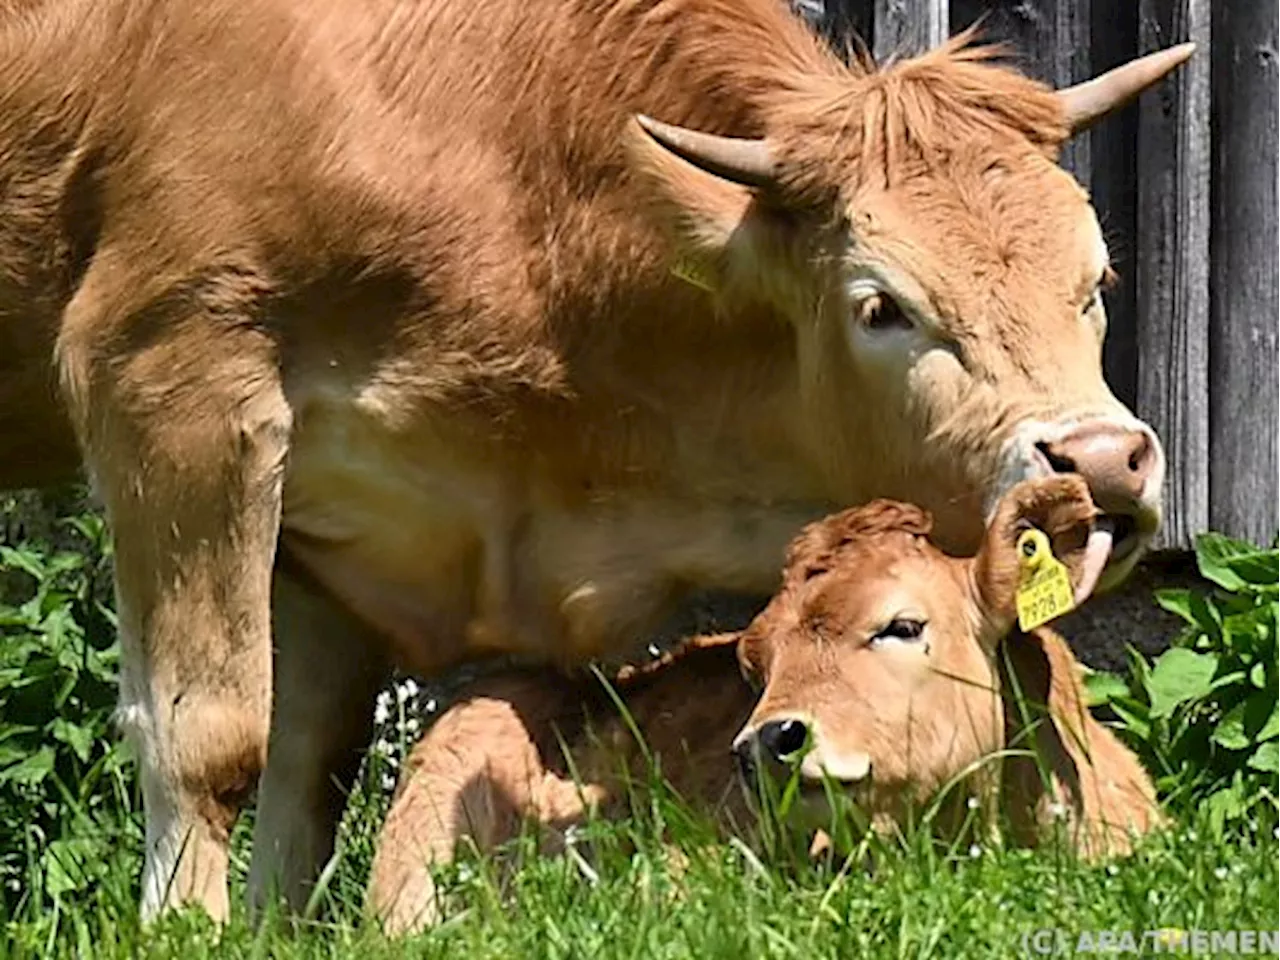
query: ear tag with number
1015 528 1075 631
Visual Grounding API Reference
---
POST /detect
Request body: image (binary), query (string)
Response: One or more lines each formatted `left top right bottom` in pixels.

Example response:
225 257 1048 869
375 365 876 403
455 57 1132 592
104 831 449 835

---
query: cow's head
729 474 1108 832
632 37 1193 590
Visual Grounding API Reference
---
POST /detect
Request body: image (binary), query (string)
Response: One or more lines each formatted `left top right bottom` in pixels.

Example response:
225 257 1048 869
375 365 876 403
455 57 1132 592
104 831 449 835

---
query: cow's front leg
57 278 290 922
247 561 389 914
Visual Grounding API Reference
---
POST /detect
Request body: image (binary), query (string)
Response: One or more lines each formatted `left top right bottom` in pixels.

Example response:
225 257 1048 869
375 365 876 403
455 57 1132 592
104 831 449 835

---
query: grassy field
2 497 1277 958
1 788 1278 959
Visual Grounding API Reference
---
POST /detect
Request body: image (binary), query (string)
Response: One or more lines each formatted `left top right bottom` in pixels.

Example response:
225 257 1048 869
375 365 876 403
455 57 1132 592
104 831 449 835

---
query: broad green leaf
1194 533 1256 592
1223 548 1279 588
1222 610 1270 655
1256 700 1279 744
1147 648 1218 719
1154 588 1197 626
0 545 45 582
40 836 105 898
1084 671 1129 707
51 719 95 765
0 747 55 786
1247 741 1279 773
1251 662 1268 688
1214 690 1277 750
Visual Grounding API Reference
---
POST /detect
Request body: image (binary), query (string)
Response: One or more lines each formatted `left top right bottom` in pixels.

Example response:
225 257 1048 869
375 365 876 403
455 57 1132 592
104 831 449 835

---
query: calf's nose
753 718 809 764
1035 422 1160 515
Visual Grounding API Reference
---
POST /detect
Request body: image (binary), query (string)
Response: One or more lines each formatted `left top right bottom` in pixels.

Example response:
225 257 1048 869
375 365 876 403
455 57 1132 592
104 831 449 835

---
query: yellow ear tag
1015 528 1076 631
670 255 715 294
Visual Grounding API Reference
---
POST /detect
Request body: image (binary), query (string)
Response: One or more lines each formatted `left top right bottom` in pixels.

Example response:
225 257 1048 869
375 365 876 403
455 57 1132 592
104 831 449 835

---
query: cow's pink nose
1035 423 1159 516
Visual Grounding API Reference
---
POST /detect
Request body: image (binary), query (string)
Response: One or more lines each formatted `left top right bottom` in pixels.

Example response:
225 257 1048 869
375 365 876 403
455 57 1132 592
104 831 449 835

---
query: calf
367 476 1160 934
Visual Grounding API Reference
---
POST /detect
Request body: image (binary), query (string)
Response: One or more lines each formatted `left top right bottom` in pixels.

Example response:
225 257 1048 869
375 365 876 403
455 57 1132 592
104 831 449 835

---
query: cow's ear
973 475 1101 637
627 124 801 300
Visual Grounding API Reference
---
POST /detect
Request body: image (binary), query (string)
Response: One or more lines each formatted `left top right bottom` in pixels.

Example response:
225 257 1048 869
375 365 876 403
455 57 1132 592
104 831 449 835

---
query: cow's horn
635 115 776 189
1058 42 1196 133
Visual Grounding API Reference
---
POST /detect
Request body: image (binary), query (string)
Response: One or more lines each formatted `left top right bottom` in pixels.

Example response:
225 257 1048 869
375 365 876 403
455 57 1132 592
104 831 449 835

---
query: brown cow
367 476 1160 935
0 0 1188 920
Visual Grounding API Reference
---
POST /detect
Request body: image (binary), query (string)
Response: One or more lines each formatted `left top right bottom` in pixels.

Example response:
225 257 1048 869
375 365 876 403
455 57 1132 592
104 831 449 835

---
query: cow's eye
1082 268 1115 318
872 618 926 644
1081 286 1103 317
857 293 913 333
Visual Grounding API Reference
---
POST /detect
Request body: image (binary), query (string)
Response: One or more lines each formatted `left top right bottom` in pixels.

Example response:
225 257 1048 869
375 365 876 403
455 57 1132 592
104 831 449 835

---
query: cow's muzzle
1004 416 1165 585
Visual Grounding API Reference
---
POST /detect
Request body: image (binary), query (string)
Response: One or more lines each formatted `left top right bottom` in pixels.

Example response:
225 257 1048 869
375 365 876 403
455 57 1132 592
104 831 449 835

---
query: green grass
2 779 1277 959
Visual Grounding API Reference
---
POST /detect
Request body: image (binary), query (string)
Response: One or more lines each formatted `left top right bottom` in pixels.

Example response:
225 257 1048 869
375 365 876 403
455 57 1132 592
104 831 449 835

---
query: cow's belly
279 400 824 677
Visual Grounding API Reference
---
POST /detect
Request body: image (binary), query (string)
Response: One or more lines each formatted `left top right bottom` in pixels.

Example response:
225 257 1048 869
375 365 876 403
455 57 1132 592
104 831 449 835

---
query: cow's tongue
1073 517 1115 606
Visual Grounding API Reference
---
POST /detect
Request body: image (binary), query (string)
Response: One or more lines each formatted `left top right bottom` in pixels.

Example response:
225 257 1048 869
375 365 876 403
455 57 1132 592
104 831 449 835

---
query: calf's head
731 474 1109 832
633 36 1194 587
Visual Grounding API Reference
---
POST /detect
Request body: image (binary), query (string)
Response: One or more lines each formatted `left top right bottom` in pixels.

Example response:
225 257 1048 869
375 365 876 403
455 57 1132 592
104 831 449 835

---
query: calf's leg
368 684 598 936
58 269 290 921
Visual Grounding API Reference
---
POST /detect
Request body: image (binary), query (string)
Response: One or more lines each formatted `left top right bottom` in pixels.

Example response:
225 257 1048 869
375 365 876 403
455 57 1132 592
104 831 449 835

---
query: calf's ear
972 475 1108 634
998 628 1163 857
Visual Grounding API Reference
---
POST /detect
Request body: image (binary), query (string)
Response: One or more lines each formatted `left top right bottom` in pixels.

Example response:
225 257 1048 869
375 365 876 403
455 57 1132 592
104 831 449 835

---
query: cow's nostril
1035 440 1076 475
757 718 809 762
1128 432 1152 473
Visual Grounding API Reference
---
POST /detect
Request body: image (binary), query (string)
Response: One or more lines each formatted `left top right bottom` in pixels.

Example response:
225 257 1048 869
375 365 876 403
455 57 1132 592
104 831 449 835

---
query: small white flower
1214 867 1228 881
425 698 438 713
648 644 661 658
403 678 420 698
404 716 421 735
381 772 397 792
396 683 411 704
1106 864 1119 877
374 740 393 756
968 844 982 859
373 700 390 726
456 863 475 883
1048 801 1068 820
966 796 980 810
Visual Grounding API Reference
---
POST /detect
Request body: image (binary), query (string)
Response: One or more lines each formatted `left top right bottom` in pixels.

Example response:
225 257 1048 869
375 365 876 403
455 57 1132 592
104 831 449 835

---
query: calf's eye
872 618 926 644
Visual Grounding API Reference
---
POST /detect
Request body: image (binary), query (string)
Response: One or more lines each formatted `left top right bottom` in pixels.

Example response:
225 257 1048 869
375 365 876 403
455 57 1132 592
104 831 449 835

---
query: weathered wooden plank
873 0 947 60
948 0 1093 181
802 0 873 54
1135 0 1211 550
1089 3 1139 411
1208 1 1279 545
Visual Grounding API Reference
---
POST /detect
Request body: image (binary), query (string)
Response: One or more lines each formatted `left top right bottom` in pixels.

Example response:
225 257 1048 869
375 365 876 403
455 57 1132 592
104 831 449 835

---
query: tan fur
368 478 1161 934
0 0 1177 919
